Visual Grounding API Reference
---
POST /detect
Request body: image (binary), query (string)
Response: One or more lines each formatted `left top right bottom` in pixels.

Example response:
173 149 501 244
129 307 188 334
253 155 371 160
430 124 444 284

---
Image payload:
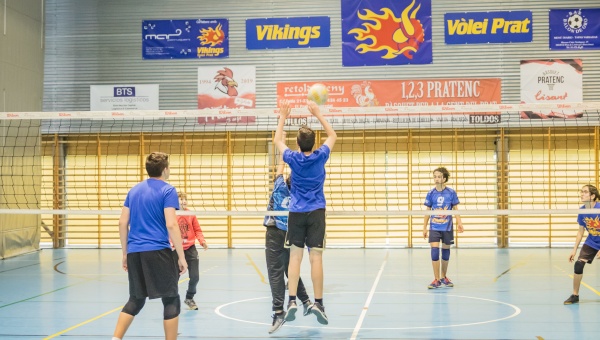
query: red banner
277 78 501 109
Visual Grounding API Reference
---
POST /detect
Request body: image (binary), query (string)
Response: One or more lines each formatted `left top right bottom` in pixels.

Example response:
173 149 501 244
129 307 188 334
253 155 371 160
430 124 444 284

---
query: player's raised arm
276 131 287 176
274 102 290 154
308 101 337 151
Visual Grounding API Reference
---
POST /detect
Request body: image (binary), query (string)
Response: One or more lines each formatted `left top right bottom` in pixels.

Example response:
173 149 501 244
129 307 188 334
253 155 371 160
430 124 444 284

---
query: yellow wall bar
226 131 232 248
362 131 366 248
97 133 102 247
407 130 413 248
547 127 552 247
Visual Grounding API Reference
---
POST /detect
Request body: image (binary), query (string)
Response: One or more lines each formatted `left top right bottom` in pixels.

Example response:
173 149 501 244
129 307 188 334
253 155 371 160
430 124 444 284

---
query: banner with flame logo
342 0 432 66
142 19 229 59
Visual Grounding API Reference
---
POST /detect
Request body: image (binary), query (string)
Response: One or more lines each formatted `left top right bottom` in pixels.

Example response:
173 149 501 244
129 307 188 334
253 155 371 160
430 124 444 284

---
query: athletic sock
289 295 296 302
315 298 323 305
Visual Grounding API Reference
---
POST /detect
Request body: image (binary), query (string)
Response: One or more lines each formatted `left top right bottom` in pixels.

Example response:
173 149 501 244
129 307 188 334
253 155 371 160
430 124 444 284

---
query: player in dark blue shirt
423 167 463 289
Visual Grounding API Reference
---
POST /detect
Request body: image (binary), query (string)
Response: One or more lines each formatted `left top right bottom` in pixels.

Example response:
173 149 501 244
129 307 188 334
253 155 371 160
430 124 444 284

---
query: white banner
520 59 583 119
90 85 159 110
197 66 256 109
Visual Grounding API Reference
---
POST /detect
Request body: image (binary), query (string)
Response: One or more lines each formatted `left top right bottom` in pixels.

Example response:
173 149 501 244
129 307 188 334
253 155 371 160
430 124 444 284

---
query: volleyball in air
307 83 329 105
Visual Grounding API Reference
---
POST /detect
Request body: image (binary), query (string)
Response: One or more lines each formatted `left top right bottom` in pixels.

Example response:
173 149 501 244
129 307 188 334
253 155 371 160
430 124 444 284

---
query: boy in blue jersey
423 167 463 289
564 184 600 305
273 101 336 325
264 131 312 334
113 152 187 340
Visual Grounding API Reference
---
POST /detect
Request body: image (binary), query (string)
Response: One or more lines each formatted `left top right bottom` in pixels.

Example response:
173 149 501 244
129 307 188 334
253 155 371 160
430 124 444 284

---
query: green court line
0 282 86 309
246 253 267 284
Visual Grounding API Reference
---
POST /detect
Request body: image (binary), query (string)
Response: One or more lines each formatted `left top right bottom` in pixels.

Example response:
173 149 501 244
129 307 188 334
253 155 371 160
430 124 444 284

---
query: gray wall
0 0 43 258
43 0 600 111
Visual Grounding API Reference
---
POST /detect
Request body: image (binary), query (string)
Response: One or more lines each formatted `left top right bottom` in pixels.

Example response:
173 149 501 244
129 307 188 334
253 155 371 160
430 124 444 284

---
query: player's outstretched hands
307 100 321 116
280 101 291 120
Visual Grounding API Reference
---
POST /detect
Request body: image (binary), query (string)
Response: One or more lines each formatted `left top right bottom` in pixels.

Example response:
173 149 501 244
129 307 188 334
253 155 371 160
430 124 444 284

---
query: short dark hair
146 152 169 177
433 167 450 183
584 184 599 201
297 126 315 152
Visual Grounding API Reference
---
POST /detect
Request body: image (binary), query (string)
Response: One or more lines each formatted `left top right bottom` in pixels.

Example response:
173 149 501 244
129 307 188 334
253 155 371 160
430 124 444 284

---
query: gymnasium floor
0 248 598 339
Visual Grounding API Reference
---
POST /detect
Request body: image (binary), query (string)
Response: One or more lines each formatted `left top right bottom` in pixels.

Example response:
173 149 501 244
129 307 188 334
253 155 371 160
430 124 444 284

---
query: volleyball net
1 102 599 247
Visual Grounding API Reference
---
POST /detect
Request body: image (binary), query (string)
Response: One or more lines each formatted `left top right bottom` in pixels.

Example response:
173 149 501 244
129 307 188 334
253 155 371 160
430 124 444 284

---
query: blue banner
342 0 432 67
246 17 330 49
445 11 532 44
550 9 600 50
142 19 229 59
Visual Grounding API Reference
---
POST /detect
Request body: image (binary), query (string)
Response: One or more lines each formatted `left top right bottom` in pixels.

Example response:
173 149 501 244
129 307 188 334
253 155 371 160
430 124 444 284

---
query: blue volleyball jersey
124 178 180 253
263 175 291 231
577 202 600 250
283 145 330 213
424 187 460 231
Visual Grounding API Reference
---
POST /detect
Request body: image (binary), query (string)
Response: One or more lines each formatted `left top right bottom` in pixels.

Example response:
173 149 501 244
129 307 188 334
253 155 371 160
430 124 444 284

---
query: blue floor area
0 248 598 339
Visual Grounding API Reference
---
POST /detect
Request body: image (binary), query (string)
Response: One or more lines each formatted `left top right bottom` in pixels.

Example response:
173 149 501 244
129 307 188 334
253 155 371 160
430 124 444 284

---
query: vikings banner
520 59 583 119
246 16 330 49
549 9 600 50
142 19 228 59
342 0 432 66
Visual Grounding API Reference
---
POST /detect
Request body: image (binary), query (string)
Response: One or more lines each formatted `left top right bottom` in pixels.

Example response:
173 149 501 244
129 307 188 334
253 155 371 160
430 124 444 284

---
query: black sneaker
268 313 285 334
310 301 329 325
564 294 579 305
284 300 298 321
302 300 313 316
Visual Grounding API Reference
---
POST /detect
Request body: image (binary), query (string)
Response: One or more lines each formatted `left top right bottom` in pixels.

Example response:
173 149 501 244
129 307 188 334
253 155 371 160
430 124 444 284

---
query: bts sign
90 85 159 111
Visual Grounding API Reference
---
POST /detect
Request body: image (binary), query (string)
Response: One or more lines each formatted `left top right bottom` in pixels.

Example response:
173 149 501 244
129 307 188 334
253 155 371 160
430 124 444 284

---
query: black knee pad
574 260 585 275
162 296 181 320
122 297 146 316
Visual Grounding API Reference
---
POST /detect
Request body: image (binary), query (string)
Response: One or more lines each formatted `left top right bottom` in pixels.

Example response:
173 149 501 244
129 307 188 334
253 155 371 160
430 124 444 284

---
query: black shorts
578 244 600 264
428 230 454 245
285 209 326 250
127 248 179 299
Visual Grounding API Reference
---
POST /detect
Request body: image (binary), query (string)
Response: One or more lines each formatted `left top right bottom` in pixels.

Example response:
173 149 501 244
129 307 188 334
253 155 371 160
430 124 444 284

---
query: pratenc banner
520 59 583 119
277 78 502 125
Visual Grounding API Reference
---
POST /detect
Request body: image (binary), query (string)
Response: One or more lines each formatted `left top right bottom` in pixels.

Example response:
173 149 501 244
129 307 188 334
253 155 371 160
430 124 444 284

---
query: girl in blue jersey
564 184 600 305
423 167 463 289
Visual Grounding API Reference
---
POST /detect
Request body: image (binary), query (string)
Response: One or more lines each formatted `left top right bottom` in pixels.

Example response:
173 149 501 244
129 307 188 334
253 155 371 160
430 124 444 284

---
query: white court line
350 251 388 340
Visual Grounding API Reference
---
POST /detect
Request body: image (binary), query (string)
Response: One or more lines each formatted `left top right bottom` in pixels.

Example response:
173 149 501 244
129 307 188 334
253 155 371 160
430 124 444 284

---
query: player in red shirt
176 192 208 310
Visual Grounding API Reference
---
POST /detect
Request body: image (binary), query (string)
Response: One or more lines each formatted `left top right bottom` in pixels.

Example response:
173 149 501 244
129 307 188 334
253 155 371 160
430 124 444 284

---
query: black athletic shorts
578 244 600 264
285 209 326 250
127 248 179 299
428 230 454 245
